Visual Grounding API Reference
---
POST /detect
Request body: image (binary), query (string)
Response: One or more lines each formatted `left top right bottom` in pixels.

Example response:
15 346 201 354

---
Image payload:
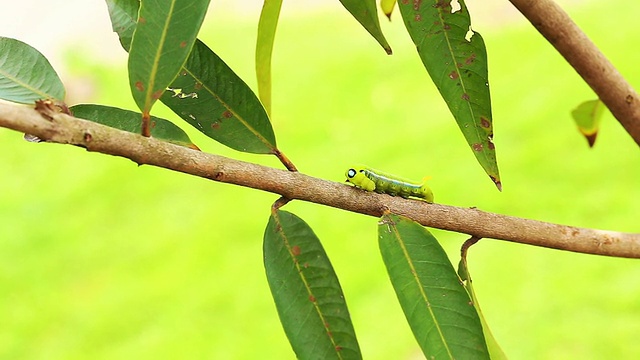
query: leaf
256 0 283 116
70 104 199 149
397 1 500 190
571 99 605 147
105 0 139 50
339 0 392 54
0 37 65 104
264 210 362 360
107 0 278 154
457 247 508 360
380 0 397 20
160 41 278 153
378 213 490 359
127 0 211 118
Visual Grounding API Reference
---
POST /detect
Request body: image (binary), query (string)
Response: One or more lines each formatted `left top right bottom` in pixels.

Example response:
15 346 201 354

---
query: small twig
509 0 640 146
271 196 292 212
1 100 640 258
460 235 482 262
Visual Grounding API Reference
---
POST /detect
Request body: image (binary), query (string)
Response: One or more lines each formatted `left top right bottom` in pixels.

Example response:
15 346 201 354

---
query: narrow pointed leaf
107 0 277 153
256 0 283 116
397 1 500 189
378 214 489 359
380 0 397 20
571 99 605 147
339 0 392 54
128 0 210 116
70 104 198 149
0 37 65 104
264 210 362 360
458 254 508 360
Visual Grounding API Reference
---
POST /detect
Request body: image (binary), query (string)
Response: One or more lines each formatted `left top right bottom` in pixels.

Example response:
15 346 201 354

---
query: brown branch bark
1 100 640 258
509 0 640 146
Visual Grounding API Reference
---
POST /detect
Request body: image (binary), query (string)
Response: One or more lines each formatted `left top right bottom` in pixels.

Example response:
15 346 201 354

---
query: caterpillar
345 166 434 203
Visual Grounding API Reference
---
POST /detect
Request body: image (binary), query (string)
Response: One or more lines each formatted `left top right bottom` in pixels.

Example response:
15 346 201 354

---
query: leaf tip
585 132 598 147
491 176 502 191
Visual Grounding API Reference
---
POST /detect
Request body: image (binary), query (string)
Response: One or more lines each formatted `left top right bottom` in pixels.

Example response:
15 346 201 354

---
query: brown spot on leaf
83 132 92 142
179 41 187 48
401 0 408 4
480 116 490 128
180 70 187 76
465 53 476 65
135 81 144 92
443 24 451 30
291 245 301 256
414 14 422 21
194 82 203 90
152 89 164 99
335 346 342 352
211 122 220 130
138 17 146 24
472 143 483 151
449 71 459 80
488 140 495 150
150 120 157 129
413 0 422 11
461 93 470 101
222 110 233 119
309 295 316 302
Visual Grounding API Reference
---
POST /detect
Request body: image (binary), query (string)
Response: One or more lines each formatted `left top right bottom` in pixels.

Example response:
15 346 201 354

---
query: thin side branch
509 0 640 146
1 100 639 258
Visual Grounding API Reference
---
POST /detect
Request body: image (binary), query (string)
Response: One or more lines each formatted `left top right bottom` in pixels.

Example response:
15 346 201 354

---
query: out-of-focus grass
1 2 640 359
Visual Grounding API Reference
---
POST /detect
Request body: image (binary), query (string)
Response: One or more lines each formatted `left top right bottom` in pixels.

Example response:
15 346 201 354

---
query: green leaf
105 0 139 50
107 0 278 154
397 1 500 190
256 0 283 116
160 41 277 153
264 210 362 360
378 213 489 359
0 37 65 104
128 0 211 116
70 104 199 149
571 99 605 147
457 251 508 360
380 0 397 20
339 0 392 54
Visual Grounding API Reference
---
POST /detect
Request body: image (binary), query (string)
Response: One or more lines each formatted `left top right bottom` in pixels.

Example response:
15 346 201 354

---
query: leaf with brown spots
108 0 278 154
127 0 211 135
379 213 490 359
397 0 501 189
264 210 362 359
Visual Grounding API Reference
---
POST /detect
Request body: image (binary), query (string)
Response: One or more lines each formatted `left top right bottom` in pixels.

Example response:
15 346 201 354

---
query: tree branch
1 100 639 258
509 0 640 146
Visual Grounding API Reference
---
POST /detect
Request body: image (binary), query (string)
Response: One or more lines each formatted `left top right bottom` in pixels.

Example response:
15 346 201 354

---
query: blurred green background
1 1 640 359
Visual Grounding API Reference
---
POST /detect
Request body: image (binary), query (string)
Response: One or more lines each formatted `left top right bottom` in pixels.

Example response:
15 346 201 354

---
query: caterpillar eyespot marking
345 166 434 203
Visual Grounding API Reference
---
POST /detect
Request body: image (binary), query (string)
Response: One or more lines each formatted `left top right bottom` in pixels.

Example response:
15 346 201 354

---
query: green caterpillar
345 166 434 203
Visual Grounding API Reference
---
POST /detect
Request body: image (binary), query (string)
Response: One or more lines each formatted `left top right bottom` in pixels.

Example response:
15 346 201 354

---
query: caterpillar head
345 166 376 192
